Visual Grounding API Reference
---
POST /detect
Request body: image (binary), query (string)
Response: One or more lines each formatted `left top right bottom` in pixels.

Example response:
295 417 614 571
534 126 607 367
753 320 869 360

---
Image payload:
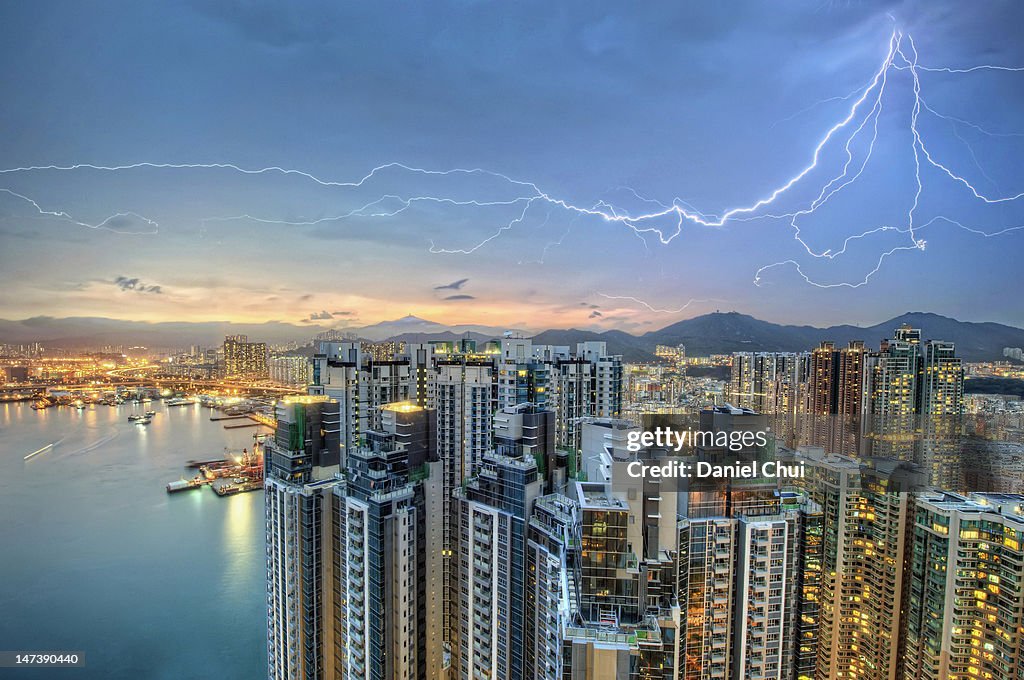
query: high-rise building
332 404 443 680
810 342 839 416
524 494 578 679
863 330 921 459
224 334 268 378
905 492 1024 680
269 354 313 387
449 445 543 680
673 407 822 680
433 358 495 642
265 397 343 680
310 342 413 464
796 447 921 680
549 342 623 470
498 338 552 411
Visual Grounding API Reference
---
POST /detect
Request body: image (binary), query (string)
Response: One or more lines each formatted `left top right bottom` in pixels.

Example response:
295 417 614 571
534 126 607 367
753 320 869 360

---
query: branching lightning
2 28 1022 310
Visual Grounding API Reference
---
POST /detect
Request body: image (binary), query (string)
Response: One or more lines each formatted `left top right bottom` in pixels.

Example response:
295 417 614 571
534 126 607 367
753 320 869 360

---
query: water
0 401 268 679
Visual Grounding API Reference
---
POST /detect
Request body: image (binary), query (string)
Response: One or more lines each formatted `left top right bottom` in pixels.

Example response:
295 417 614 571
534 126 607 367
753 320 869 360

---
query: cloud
579 302 599 308
307 310 334 320
434 278 469 291
113 276 163 294
443 294 476 301
332 310 354 316
589 310 602 318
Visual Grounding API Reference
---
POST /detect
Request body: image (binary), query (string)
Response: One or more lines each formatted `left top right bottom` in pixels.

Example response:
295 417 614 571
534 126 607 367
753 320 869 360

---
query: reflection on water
0 402 267 680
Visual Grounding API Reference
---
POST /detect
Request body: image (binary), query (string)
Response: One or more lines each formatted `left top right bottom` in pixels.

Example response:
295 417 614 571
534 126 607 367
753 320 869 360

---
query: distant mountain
531 328 653 362
385 330 496 345
347 315 518 342
636 311 1024 362
1 311 1021 362
0 316 318 348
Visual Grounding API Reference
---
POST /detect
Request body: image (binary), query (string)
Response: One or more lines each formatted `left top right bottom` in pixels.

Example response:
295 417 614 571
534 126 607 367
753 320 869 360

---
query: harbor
166 444 265 497
2 399 268 676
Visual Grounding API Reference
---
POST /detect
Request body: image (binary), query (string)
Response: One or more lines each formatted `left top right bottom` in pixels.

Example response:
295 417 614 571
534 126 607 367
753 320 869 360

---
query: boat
166 478 205 493
128 414 142 421
186 458 229 468
145 410 156 417
135 416 152 425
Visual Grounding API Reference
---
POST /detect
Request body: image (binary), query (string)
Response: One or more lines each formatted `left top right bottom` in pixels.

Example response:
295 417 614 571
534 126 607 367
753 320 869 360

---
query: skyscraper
797 448 921 680
449 446 543 680
265 397 343 680
905 492 1024 680
332 405 443 680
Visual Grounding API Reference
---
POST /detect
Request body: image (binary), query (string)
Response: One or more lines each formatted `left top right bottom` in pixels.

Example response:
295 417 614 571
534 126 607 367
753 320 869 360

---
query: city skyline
2 2 1024 330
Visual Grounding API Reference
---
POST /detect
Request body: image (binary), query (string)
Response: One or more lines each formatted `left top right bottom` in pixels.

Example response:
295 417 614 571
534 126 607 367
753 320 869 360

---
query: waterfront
0 401 268 679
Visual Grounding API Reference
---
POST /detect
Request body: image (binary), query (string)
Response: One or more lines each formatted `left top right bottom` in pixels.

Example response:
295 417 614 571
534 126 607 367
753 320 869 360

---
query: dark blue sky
1 0 1023 331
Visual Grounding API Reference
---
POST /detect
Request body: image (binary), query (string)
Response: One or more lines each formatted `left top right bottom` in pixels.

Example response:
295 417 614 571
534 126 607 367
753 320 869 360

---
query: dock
209 414 251 421
166 478 209 493
213 480 263 496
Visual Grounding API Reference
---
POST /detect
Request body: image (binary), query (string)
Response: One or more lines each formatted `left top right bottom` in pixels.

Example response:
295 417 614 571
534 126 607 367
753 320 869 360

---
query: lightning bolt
0 188 158 234
596 293 727 314
2 28 1022 304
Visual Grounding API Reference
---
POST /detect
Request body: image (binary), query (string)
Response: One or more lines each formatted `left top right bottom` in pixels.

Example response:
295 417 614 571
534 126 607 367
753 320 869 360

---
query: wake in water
23 436 67 461
39 427 122 461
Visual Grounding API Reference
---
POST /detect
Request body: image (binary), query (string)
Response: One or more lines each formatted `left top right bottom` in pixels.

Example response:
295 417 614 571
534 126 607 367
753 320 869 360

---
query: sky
1 0 1023 334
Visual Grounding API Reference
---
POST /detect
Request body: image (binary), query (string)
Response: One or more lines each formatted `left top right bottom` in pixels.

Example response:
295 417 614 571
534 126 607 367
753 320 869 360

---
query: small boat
166 478 205 493
128 414 142 421
135 416 152 425
145 410 156 417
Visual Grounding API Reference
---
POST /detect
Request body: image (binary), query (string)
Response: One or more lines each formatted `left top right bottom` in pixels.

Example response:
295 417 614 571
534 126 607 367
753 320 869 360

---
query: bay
0 401 267 679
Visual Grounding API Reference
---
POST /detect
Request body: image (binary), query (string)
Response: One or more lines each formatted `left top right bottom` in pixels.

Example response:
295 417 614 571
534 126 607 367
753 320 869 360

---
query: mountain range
1 312 1022 362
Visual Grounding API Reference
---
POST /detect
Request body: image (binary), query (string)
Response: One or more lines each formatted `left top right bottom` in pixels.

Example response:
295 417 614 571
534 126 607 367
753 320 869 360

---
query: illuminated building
905 492 1024 680
919 340 965 489
223 334 268 378
811 342 839 417
359 341 404 362
269 354 313 387
656 344 687 369
808 340 866 457
863 329 921 459
797 448 920 680
732 352 810 416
